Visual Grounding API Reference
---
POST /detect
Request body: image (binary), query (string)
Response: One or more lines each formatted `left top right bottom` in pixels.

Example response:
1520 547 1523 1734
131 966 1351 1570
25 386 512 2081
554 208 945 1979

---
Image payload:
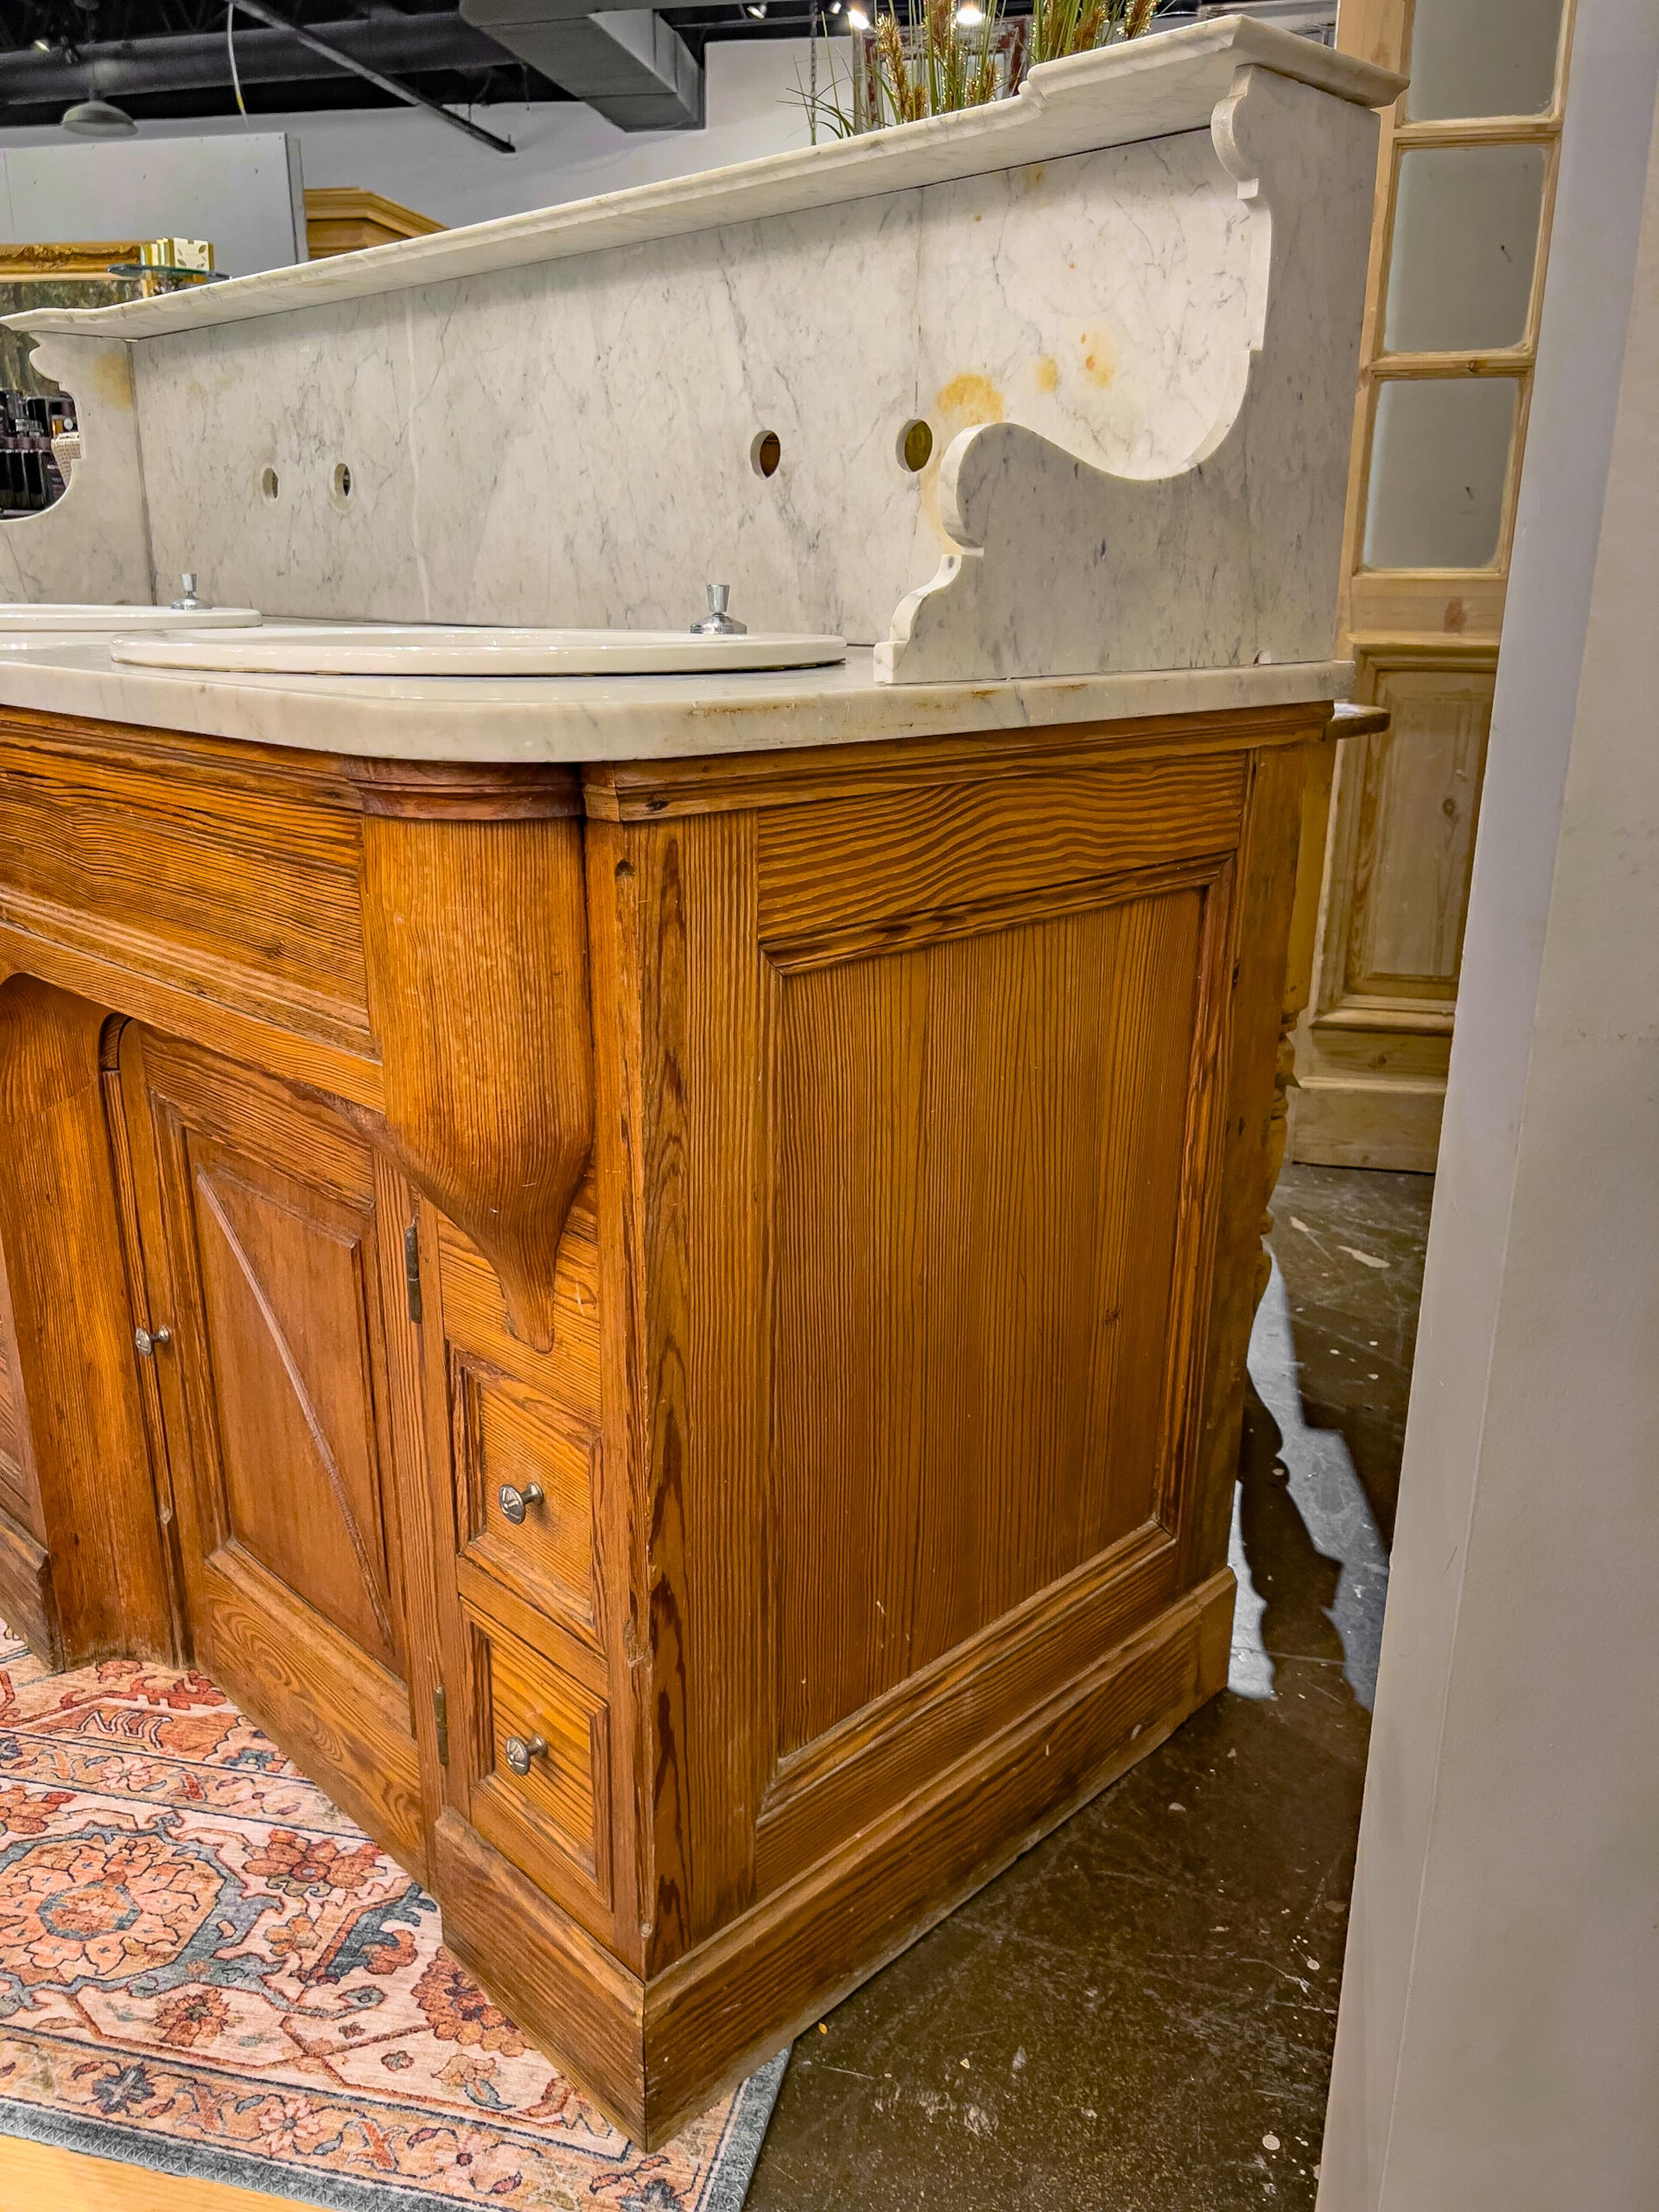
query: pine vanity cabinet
0 694 1325 2142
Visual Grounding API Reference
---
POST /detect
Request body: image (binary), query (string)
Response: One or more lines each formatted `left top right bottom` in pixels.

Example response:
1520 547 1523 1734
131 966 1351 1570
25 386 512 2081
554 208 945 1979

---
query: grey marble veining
117 124 1260 652
0 21 1397 696
881 68 1378 680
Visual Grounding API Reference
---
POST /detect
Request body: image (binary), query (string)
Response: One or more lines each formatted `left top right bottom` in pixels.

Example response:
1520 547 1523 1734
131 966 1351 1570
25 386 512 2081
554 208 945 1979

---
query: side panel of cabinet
604 742 1270 1972
118 1027 431 1876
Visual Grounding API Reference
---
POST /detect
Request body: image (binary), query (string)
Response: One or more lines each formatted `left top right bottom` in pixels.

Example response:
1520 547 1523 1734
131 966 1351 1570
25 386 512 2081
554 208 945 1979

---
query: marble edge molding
3 20 1403 346
0 649 1353 762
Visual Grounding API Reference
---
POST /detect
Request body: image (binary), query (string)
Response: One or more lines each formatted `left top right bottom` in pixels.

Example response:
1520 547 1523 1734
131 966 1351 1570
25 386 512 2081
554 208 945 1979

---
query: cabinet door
118 1026 432 1874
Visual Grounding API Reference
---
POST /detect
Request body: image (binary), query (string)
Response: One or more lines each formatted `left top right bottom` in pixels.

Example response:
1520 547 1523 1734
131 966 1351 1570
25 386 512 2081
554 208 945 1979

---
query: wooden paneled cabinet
0 697 1323 2141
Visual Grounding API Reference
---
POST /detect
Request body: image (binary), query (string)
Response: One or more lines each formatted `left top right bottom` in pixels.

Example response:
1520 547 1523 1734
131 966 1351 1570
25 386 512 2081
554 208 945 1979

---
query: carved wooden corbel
344 762 594 1354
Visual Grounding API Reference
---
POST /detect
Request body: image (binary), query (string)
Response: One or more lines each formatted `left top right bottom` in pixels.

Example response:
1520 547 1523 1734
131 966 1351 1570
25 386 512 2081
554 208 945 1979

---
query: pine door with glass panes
1290 0 1573 1170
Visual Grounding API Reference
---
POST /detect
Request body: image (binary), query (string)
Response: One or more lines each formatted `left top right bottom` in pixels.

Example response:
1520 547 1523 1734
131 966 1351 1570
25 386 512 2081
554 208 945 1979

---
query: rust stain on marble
935 372 1005 427
88 350 135 407
1079 329 1117 389
1033 355 1060 395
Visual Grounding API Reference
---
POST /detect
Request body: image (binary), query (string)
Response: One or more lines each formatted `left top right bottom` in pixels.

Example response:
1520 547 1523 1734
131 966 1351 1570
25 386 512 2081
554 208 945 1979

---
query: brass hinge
404 1219 423 1325
433 1683 449 1767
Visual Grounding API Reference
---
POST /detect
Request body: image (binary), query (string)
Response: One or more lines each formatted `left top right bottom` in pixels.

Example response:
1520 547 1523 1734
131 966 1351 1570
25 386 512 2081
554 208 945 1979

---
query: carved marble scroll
0 335 152 607
877 66 1378 685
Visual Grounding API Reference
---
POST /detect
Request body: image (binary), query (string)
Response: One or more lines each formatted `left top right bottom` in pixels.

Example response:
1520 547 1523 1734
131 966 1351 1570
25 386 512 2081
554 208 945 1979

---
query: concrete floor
747 1163 1434 2212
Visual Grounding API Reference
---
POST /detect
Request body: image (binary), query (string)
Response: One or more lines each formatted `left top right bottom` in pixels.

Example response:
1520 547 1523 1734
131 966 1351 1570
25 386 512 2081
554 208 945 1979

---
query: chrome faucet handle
170 572 202 611
691 583 747 638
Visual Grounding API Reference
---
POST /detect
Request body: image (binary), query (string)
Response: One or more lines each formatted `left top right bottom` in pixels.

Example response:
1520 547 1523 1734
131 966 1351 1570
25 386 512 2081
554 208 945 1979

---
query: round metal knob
503 1733 547 1778
497 1480 544 1527
134 1324 173 1358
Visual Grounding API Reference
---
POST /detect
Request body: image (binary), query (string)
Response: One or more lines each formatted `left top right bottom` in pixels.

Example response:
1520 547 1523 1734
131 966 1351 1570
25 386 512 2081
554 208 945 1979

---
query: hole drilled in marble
898 418 934 472
332 461 353 503
751 429 782 479
259 464 280 501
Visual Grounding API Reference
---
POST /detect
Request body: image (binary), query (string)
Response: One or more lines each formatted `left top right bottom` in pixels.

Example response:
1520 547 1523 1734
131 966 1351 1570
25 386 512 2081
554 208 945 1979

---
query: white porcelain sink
0 603 261 631
108 623 847 677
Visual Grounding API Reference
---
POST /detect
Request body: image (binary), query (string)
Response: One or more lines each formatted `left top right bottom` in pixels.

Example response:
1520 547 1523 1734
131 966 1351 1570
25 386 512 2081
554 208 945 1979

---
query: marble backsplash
0 22 1399 678
124 128 1252 646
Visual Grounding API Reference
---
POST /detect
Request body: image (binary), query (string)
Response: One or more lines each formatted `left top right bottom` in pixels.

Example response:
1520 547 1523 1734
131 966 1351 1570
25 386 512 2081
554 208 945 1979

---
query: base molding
1289 1071 1444 1172
435 1571 1233 2147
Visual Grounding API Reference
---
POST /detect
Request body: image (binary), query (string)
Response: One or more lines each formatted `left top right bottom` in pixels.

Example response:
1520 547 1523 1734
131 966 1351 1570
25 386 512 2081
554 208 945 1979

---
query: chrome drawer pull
503 1733 547 1778
134 1325 173 1358
497 1481 544 1527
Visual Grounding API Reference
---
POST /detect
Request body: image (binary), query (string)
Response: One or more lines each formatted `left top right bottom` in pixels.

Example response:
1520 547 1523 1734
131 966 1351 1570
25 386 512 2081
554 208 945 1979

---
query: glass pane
1363 377 1518 570
1407 0 1564 122
1384 143 1546 353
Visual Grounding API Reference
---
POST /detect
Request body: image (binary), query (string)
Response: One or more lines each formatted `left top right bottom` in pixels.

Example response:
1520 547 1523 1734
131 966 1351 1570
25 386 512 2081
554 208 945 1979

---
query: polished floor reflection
748 1163 1433 2212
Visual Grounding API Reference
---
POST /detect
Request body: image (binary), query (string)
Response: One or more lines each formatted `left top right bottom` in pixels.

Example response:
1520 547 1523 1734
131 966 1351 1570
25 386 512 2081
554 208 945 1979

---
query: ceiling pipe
0 13 514 104
229 0 517 151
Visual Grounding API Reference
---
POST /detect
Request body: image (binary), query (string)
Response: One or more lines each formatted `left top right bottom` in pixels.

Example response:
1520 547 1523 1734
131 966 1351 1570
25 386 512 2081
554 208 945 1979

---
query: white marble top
5 18 1400 346
0 635 1349 761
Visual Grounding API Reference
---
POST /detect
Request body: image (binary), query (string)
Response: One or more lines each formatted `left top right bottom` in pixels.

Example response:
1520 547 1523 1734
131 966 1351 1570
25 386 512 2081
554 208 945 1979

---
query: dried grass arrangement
799 0 1164 141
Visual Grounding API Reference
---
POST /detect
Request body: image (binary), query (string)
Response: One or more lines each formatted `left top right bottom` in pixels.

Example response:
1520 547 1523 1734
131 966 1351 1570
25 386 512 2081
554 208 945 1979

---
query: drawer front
452 1355 599 1643
435 1194 600 1430
0 716 372 1057
461 1594 610 1904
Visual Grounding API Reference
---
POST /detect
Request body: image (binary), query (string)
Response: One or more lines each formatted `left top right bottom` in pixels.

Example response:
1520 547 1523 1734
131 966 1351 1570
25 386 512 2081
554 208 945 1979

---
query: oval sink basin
109 624 847 677
0 603 261 631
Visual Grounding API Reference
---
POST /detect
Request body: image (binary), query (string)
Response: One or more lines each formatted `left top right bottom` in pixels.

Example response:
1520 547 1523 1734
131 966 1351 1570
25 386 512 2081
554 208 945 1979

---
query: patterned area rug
0 1623 783 2211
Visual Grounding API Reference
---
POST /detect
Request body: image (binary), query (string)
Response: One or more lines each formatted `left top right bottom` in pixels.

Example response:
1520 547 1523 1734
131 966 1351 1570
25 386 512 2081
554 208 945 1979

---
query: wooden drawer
450 1354 599 1645
435 1188 600 1431
460 1584 610 1906
0 714 372 1058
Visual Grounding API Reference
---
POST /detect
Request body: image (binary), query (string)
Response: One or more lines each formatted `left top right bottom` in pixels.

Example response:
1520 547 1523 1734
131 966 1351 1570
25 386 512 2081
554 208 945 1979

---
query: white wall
0 40 820 235
1317 3 1659 2206
0 132 304 276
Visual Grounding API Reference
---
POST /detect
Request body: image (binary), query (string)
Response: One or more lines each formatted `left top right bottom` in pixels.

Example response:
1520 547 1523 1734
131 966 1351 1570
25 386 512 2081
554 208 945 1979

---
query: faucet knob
171 571 201 612
691 582 747 638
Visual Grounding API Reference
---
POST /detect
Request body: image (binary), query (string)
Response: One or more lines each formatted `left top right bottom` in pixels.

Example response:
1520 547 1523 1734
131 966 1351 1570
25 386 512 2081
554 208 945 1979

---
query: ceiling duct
460 0 703 128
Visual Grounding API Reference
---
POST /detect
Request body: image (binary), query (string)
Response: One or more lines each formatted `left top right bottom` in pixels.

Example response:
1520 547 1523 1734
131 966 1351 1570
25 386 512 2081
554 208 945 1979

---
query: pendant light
60 99 138 138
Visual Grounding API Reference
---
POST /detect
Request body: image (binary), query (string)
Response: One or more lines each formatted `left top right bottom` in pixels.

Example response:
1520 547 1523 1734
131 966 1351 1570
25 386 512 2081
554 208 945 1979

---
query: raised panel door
771 883 1210 1754
118 1026 429 1871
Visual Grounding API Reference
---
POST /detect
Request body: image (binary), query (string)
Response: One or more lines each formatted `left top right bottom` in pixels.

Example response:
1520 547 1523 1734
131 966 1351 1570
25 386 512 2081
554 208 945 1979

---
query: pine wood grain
770 882 1211 1752
0 713 371 1059
0 978 174 1664
452 1355 600 1642
357 812 593 1354
641 1571 1236 2142
117 1026 427 1876
0 1237 40 1538
0 702 1317 2145
464 1600 609 1893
